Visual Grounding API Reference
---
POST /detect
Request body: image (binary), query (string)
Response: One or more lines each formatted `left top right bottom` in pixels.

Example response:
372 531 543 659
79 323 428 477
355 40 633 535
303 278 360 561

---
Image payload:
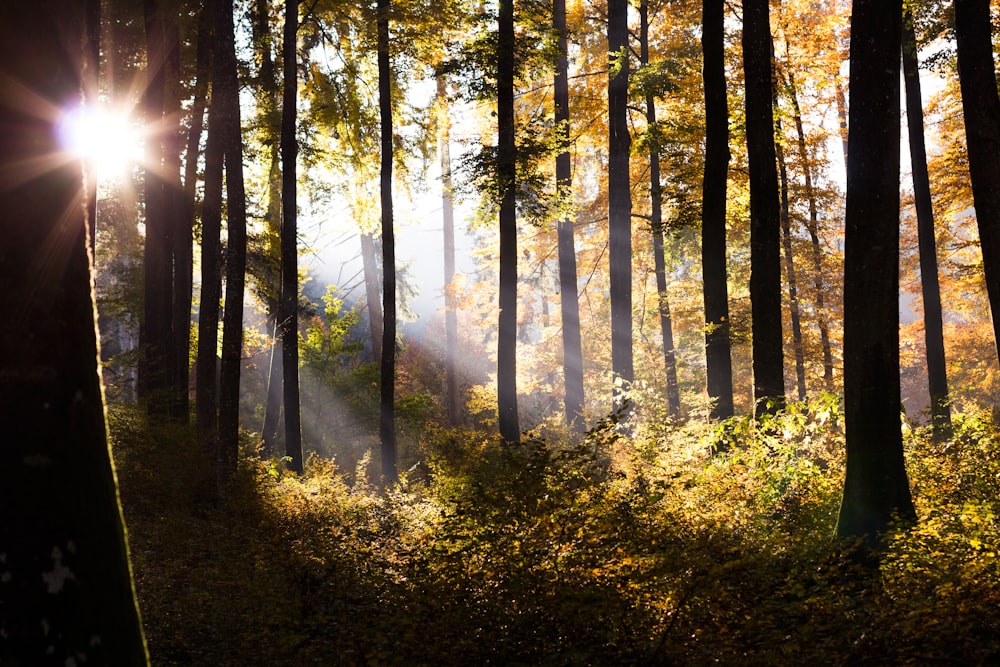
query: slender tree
361 230 385 364
954 0 1000 363
195 14 225 452
555 0 586 431
742 0 785 414
0 1 148 659
497 0 521 441
608 0 633 414
438 75 463 427
377 0 399 483
217 0 249 482
701 0 735 420
902 6 951 439
640 0 681 417
836 0 916 545
281 0 305 473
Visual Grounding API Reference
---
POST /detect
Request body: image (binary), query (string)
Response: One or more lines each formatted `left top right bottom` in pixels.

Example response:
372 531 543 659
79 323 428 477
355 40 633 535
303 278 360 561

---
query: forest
3 0 1000 663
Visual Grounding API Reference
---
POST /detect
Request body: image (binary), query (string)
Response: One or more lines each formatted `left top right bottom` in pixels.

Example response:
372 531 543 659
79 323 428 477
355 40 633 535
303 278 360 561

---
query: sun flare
59 103 144 182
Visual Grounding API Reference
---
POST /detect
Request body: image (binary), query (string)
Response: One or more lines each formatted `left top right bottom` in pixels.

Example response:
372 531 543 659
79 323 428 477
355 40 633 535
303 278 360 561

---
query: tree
701 0 735 420
555 0 586 430
378 0 399 484
0 2 147 660
438 75 463 427
742 0 785 414
836 0 916 545
497 0 521 441
608 0 633 414
640 0 682 418
281 0 305 473
902 6 951 439
954 0 1000 364
217 0 250 482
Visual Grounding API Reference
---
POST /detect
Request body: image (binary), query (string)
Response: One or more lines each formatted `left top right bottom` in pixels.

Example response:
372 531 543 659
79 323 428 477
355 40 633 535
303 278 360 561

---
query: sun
59 103 144 182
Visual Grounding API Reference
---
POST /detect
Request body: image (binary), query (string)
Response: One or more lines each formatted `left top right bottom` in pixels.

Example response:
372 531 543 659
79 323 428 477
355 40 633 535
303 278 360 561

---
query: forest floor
111 400 1000 665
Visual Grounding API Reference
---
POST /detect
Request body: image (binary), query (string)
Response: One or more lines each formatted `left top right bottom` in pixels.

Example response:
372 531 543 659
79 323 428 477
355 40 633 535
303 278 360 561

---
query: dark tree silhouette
742 0 785 414
608 0 633 414
378 0 399 484
497 0 521 441
438 75 463 427
0 2 147 660
555 0 586 431
281 0 305 473
701 0 735 420
954 0 1000 364
836 0 916 545
902 7 951 439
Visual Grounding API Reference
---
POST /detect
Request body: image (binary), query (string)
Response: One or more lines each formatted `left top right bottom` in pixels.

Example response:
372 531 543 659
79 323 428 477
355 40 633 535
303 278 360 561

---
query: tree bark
361 231 384 364
195 20 225 453
742 0 785 415
555 0 586 431
281 0 304 473
641 0 681 418
217 0 249 483
903 8 951 439
954 0 1000 364
608 0 633 415
0 2 148 659
497 0 521 441
438 75 463 427
701 0 735 420
836 0 916 546
378 0 398 484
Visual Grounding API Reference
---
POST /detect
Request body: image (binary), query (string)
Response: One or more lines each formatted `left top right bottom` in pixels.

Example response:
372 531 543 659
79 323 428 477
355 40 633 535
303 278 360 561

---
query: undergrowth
108 399 1000 665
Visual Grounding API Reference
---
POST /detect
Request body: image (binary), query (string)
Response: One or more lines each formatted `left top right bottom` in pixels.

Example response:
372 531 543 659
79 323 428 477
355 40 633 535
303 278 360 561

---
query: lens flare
59 104 143 181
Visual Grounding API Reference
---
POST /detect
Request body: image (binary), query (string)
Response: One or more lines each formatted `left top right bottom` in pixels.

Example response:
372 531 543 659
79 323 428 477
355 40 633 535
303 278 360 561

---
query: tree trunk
361 231 384 363
0 2 148 659
772 53 806 402
438 75 463 427
378 0 398 484
497 0 521 441
555 0 586 431
140 0 173 415
742 0 785 415
836 0 916 546
701 0 735 420
281 0 304 473
195 17 225 453
903 9 951 439
784 62 835 390
253 0 285 456
641 0 681 418
955 0 1000 364
608 0 633 415
217 0 249 484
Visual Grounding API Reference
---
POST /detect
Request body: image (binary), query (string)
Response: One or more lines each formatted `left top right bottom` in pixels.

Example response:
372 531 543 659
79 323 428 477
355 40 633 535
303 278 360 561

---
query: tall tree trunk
836 0 916 546
195 2 223 452
608 0 633 415
377 0 398 484
280 0 304 473
497 0 521 441
641 0 681 418
361 231 384 363
701 0 735 420
772 53 806 402
217 0 249 483
903 9 951 439
140 0 173 415
0 2 148 659
438 75 463 427
554 0 586 431
955 0 1000 364
783 61 835 389
742 0 785 415
254 0 286 456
